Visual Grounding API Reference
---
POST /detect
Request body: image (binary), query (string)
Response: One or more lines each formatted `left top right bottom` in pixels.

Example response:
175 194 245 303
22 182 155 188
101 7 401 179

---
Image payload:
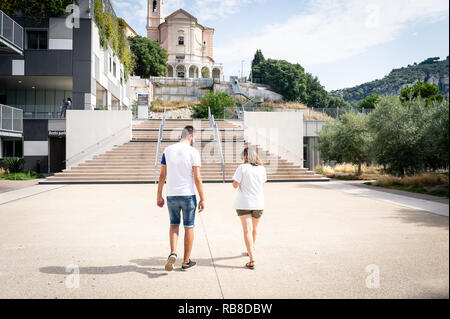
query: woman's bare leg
252 217 260 248
240 215 255 262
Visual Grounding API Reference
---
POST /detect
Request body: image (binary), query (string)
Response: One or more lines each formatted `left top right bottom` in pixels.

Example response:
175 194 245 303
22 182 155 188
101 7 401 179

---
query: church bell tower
147 0 164 42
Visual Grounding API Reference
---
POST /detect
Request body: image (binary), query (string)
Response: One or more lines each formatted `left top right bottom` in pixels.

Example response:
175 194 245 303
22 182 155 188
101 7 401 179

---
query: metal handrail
208 107 225 183
64 124 131 164
154 107 167 183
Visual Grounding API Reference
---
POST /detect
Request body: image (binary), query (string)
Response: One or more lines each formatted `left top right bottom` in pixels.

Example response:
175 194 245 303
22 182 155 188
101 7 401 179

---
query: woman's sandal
245 261 255 270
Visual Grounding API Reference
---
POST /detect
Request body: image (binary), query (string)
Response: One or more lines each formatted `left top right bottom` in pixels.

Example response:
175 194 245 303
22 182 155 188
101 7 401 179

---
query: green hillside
331 57 449 106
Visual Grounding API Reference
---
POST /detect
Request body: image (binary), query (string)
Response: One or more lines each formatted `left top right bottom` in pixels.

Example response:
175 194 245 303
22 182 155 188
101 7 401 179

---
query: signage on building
138 94 149 107
138 94 149 120
48 130 66 137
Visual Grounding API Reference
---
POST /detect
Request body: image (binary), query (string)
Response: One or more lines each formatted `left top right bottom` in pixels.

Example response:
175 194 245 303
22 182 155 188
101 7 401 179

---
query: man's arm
157 164 167 208
193 167 205 213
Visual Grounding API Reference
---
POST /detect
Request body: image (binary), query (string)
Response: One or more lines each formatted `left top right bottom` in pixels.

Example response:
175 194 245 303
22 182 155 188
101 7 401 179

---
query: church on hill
147 0 223 80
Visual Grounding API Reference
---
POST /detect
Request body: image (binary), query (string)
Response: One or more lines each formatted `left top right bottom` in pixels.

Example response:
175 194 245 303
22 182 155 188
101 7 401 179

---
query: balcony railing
150 77 214 88
0 10 24 54
0 104 23 133
10 105 64 120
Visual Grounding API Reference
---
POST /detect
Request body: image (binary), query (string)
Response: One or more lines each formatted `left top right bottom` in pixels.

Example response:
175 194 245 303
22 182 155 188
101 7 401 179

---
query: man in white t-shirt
157 126 205 272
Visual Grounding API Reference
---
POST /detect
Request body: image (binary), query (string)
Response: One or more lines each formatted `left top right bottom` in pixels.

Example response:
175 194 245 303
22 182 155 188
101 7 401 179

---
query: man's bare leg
183 227 195 264
170 225 180 254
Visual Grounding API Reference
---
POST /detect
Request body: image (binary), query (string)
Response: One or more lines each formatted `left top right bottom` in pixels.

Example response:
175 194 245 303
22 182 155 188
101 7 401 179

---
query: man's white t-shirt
232 164 267 210
162 142 201 197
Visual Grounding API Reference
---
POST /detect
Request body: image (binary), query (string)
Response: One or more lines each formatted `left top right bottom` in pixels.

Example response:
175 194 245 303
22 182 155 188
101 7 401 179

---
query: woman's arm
232 180 240 189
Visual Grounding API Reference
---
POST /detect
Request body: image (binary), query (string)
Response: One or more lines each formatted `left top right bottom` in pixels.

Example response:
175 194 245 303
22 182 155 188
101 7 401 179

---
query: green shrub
2 157 25 173
1 171 44 180
192 92 235 119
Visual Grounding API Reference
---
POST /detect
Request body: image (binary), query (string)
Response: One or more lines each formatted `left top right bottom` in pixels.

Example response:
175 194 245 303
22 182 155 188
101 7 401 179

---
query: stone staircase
42 119 328 183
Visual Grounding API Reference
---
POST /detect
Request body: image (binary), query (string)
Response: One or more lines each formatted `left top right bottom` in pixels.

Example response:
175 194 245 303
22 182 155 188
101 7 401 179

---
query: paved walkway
0 182 448 299
316 181 449 217
0 179 43 194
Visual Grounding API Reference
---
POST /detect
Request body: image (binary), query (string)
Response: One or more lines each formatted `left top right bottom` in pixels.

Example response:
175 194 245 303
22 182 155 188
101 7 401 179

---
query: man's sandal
165 253 177 272
245 261 255 270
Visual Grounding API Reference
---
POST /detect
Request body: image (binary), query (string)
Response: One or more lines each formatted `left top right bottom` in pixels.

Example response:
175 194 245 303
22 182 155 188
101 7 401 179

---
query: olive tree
318 112 372 175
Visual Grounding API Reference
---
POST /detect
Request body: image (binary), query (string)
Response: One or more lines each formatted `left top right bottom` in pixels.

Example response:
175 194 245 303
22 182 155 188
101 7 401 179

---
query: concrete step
43 119 327 184
76 164 305 170
64 168 314 175
45 176 327 183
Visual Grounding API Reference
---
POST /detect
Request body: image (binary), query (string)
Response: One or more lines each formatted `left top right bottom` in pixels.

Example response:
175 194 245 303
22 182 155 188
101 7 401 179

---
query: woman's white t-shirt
232 164 267 210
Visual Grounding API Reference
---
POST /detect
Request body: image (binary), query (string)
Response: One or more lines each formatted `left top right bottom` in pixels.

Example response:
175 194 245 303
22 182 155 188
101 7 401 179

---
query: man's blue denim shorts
167 196 197 228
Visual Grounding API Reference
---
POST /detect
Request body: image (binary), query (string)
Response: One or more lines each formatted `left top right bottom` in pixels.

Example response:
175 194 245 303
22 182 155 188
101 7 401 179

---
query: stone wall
214 83 283 102
149 107 193 119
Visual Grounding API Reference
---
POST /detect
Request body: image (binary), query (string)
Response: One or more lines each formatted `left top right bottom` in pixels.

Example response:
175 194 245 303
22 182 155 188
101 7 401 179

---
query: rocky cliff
331 56 449 106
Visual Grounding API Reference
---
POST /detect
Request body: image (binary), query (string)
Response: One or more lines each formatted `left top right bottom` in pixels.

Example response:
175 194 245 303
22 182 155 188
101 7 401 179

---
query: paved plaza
0 181 448 299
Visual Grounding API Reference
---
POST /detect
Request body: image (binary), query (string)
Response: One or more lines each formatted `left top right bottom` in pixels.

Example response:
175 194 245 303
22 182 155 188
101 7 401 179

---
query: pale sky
112 0 450 91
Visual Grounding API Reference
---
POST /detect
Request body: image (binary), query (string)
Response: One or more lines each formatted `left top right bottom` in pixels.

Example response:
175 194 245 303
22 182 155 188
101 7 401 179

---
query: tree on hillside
400 81 444 105
327 96 351 109
305 73 329 108
128 35 168 78
252 49 265 67
419 57 441 65
258 59 308 102
251 49 265 82
250 50 352 108
357 94 380 109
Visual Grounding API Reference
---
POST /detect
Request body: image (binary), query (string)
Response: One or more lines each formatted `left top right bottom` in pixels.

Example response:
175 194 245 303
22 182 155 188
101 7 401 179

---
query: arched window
153 0 157 13
178 36 184 45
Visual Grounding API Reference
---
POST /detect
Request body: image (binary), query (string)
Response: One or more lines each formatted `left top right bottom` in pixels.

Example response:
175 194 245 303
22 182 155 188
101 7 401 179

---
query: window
2 140 23 158
26 30 48 50
153 0 157 13
178 36 184 45
113 61 117 78
109 56 112 73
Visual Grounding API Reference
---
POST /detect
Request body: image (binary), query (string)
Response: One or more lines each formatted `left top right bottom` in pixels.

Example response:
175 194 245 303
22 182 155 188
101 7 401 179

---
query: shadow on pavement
131 254 247 271
40 260 168 279
388 208 449 230
39 254 248 279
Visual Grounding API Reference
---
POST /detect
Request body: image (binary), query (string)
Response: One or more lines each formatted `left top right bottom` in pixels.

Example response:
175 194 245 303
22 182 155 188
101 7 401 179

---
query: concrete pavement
0 182 448 299
316 181 449 217
0 179 43 194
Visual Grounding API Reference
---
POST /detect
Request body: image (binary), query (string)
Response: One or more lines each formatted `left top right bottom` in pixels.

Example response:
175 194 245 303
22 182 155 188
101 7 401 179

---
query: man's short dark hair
181 126 195 139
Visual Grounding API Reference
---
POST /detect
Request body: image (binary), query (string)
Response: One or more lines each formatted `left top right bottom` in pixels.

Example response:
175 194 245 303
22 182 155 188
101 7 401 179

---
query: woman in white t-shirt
232 147 267 270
